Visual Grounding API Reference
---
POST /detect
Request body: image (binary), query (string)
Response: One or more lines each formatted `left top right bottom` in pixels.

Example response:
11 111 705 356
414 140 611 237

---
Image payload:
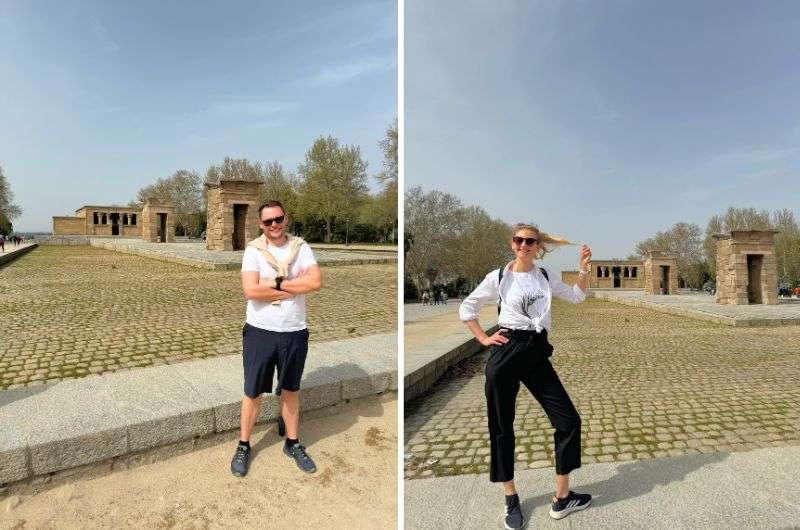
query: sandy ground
0 396 397 530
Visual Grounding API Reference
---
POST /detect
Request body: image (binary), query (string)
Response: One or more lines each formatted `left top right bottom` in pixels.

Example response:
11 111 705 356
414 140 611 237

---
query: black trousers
484 329 581 482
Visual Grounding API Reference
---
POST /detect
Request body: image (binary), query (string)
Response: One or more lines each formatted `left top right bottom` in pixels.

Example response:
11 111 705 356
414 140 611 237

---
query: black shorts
242 323 309 398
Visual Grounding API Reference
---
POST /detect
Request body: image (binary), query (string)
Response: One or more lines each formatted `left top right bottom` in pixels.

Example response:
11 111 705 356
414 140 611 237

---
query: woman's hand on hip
480 329 509 346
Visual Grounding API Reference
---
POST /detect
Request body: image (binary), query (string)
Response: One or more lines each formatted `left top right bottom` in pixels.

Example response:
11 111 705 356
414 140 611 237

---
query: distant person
432 289 441 305
230 200 322 478
441 290 448 305
0 234 5 252
459 223 593 529
421 290 430 305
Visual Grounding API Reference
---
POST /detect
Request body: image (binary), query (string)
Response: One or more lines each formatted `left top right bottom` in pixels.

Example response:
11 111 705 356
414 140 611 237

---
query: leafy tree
372 119 398 242
260 162 298 210
296 136 369 243
205 157 262 185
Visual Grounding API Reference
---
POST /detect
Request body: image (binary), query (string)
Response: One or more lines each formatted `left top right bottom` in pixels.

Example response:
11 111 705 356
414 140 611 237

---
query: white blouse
458 264 585 332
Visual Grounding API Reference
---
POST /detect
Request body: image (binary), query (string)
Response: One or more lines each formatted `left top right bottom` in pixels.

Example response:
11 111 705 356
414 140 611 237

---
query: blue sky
406 0 800 273
1 0 396 231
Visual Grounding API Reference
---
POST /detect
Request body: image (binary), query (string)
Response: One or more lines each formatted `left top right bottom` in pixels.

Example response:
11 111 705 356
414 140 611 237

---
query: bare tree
772 209 800 286
404 187 510 294
137 170 203 236
634 222 705 288
703 207 775 281
0 164 22 235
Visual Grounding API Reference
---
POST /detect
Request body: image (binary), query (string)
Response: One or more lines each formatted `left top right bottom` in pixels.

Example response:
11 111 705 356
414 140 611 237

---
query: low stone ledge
0 332 396 487
0 244 37 266
404 325 497 403
589 290 800 327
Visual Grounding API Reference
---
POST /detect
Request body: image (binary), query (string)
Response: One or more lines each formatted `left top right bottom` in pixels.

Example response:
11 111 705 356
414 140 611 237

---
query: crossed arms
241 266 323 301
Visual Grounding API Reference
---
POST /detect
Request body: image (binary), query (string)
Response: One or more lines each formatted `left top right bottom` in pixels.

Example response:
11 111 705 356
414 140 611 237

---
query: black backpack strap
498 265 548 315
497 267 504 314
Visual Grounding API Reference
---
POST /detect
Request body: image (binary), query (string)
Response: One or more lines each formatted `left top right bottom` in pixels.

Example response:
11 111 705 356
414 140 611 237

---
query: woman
459 223 593 529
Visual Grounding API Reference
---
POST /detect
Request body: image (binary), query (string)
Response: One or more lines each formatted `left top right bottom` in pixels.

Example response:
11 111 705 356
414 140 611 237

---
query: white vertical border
396 0 405 528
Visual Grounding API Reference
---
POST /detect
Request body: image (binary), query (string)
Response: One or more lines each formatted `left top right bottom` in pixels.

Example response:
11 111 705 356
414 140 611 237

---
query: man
230 200 323 477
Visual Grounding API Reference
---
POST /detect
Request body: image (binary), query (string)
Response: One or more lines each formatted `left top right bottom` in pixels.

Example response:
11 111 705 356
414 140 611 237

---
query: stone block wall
561 271 579 285
141 199 176 243
588 260 645 289
715 231 779 305
643 255 679 295
205 180 261 251
52 217 86 235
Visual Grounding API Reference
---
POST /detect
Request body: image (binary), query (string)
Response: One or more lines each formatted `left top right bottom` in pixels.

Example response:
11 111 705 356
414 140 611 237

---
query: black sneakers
503 494 524 529
230 444 251 477
549 490 591 520
283 443 317 474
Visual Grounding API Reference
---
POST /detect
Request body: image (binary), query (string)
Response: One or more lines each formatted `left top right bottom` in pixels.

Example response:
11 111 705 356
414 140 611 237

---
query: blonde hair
511 223 575 260
511 223 548 260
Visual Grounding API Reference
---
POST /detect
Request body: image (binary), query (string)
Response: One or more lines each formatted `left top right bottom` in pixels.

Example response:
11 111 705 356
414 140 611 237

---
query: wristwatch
274 276 285 290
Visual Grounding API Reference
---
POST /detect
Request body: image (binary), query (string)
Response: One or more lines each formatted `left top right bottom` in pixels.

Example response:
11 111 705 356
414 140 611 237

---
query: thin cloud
685 145 800 180
707 146 799 167
206 101 298 117
88 16 119 53
306 56 394 87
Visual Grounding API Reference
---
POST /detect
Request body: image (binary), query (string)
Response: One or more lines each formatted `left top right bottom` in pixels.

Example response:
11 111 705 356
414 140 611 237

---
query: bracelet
578 269 589 276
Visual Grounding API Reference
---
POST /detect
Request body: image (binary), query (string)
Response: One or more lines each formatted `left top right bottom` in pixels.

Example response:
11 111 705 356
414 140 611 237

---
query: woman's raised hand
579 244 592 271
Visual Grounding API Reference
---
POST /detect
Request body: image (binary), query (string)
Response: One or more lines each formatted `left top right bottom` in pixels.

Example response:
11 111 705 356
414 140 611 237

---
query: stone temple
714 230 779 305
53 206 142 237
562 253 679 295
205 179 261 251
141 198 175 243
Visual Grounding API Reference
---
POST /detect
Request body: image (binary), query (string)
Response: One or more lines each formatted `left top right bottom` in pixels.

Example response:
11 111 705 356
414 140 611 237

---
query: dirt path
1 396 397 530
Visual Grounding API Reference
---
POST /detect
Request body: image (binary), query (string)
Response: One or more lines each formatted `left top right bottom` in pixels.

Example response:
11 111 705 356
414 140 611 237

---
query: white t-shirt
241 240 318 332
459 264 585 332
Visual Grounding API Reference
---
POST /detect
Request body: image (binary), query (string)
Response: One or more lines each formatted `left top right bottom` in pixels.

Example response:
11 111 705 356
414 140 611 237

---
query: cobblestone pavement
0 246 396 390
404 298 800 479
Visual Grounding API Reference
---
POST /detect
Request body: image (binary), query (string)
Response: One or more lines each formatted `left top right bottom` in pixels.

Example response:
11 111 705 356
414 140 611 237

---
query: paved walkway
405 445 800 529
0 242 36 256
89 238 397 270
0 242 36 266
590 290 800 326
404 300 463 323
0 246 396 389
404 298 800 479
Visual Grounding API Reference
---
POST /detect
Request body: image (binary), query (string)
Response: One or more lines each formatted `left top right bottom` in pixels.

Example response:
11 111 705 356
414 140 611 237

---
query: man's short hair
258 200 286 217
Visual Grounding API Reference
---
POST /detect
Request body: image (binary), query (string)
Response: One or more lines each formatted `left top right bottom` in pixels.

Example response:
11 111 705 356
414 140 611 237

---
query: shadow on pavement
0 383 51 409
520 451 729 516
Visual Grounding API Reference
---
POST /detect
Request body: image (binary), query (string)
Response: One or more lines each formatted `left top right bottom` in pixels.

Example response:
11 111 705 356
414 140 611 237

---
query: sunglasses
260 215 285 226
512 236 538 246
